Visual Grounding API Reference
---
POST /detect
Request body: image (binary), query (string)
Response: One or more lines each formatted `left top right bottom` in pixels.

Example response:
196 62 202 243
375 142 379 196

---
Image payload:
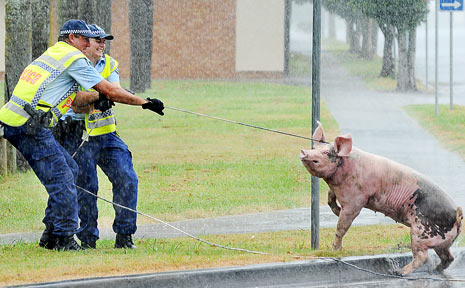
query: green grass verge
1 224 416 286
405 104 465 159
324 39 397 91
0 80 338 233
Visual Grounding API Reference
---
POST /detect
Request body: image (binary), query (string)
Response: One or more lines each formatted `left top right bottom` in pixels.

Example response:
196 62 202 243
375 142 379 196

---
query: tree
392 1 427 91
78 0 97 23
95 0 112 54
76 0 113 54
4 0 33 173
358 0 428 91
129 0 154 92
323 0 363 54
31 0 50 60
56 0 79 33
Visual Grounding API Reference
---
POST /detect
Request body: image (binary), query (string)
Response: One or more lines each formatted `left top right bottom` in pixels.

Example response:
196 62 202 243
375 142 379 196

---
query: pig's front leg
332 207 362 250
328 189 341 216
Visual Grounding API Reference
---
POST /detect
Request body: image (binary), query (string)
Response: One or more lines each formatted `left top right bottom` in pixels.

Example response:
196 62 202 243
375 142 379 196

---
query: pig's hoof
392 269 404 277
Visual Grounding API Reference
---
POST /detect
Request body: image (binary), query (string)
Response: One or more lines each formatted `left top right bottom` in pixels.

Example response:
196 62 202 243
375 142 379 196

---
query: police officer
0 19 164 251
57 25 153 249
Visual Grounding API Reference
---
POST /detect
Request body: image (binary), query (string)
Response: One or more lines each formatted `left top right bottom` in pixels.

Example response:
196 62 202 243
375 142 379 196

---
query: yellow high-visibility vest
0 42 88 127
84 54 118 136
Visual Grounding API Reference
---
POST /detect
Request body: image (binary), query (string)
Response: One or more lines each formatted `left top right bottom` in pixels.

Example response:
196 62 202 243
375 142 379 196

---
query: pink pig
300 122 463 276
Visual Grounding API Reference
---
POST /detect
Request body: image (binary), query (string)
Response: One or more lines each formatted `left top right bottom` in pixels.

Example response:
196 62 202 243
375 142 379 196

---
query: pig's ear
334 134 352 156
312 121 326 143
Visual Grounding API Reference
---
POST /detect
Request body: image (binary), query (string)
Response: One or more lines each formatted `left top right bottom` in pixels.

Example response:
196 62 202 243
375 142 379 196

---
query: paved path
2 51 465 246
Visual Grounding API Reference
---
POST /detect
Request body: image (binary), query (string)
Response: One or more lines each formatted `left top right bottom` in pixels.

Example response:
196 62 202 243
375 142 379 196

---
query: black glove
142 97 164 116
94 93 115 112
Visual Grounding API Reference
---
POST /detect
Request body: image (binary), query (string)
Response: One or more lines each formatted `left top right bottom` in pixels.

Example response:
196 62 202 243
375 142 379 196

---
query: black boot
114 234 136 249
54 236 82 251
39 224 55 250
81 241 97 250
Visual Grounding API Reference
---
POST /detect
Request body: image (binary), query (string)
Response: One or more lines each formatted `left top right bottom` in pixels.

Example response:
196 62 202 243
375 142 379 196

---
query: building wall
235 0 285 73
0 0 284 80
111 0 131 79
152 0 236 79
112 0 236 79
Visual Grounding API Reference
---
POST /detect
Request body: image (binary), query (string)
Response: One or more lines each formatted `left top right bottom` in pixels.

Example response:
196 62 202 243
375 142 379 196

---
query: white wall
235 0 285 72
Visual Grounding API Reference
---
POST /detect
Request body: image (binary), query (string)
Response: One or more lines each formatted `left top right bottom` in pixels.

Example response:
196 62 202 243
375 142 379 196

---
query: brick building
0 0 286 80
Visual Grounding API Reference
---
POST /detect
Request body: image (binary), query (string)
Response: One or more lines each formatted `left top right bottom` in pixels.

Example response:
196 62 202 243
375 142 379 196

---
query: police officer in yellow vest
0 20 165 251
54 25 144 250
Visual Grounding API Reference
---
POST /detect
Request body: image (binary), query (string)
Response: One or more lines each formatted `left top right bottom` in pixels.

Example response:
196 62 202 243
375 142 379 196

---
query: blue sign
440 0 464 11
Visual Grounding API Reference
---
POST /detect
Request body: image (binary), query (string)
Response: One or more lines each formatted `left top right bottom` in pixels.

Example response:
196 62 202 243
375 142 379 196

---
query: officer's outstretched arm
72 91 99 113
93 79 146 106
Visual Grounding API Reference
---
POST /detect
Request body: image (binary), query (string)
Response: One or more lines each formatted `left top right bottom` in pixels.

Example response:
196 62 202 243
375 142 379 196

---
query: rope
76 184 267 255
165 106 329 144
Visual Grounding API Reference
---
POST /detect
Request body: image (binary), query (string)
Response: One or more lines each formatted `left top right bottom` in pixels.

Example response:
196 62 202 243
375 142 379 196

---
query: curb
13 248 465 288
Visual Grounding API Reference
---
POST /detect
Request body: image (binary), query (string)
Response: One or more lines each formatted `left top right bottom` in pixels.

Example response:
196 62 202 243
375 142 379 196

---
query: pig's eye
323 151 330 157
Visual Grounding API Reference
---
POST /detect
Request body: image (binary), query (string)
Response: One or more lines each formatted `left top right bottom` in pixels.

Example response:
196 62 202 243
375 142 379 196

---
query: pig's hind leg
396 226 429 276
433 246 454 272
396 247 429 276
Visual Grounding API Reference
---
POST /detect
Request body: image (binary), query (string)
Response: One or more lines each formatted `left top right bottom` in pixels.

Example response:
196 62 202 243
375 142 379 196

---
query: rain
0 0 465 287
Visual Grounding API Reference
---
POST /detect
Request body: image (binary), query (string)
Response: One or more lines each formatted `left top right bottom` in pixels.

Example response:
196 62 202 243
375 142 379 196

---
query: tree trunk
143 0 154 90
0 139 6 176
347 19 359 53
5 0 33 173
129 0 154 92
78 0 97 24
56 0 79 33
379 23 395 78
351 19 361 54
95 0 112 54
371 19 378 57
31 0 50 60
407 27 417 91
396 29 409 91
360 16 373 59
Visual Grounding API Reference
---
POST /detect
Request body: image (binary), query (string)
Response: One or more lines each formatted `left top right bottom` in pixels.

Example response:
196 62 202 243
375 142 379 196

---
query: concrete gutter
13 248 465 288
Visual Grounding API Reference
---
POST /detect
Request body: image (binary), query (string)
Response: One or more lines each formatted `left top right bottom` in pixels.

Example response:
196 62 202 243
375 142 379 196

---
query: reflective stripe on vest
84 54 118 136
0 42 86 127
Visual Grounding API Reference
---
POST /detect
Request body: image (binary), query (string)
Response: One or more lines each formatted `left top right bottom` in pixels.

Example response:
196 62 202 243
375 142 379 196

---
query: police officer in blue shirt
0 19 165 251
54 24 147 249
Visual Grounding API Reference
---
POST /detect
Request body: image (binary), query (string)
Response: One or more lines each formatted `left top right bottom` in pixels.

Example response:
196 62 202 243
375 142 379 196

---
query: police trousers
4 124 79 236
60 126 138 243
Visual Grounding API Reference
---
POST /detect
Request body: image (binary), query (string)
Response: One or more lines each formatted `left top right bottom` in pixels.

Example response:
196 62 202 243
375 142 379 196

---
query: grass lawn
405 104 465 159
323 39 428 92
1 224 413 286
0 80 338 233
3 45 465 285
0 79 422 286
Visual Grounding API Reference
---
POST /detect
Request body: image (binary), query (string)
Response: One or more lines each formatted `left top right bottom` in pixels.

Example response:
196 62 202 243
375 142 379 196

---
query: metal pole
435 0 439 116
450 11 453 110
311 0 321 250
